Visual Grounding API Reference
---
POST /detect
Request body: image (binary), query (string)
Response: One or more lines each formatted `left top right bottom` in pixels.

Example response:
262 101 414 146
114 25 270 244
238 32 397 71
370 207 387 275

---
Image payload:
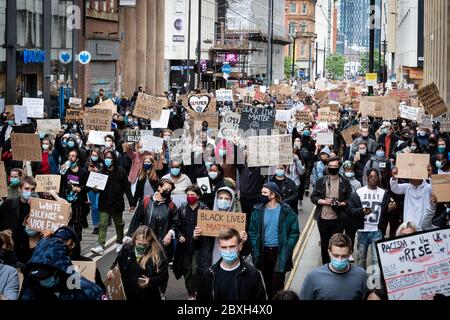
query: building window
289 22 296 35
302 3 307 14
300 22 307 33
290 3 296 13
301 42 306 56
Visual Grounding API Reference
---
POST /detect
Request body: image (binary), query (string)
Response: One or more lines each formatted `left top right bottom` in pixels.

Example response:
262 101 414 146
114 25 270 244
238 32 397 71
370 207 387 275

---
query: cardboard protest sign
418 113 433 128
11 133 42 161
168 139 192 165
376 229 450 300
188 94 212 113
124 130 142 143
315 80 327 91
239 105 276 135
431 174 450 202
253 91 265 102
294 110 313 123
218 112 241 142
216 89 233 102
93 99 116 115
141 136 164 153
68 97 82 109
0 162 7 198
14 105 28 125
328 89 344 101
36 119 61 136
359 101 377 117
88 130 114 146
314 91 328 101
65 108 84 122
388 89 410 100
341 125 360 145
197 177 212 194
439 118 450 132
133 93 165 120
316 132 334 146
83 108 112 132
318 108 340 123
275 109 292 122
400 106 420 121
104 267 127 300
5 105 14 114
417 83 447 118
151 109 171 129
27 198 71 233
72 261 96 283
86 172 109 190
246 135 293 167
197 210 246 237
35 175 61 193
381 98 401 120
22 98 44 118
274 121 288 134
396 153 430 180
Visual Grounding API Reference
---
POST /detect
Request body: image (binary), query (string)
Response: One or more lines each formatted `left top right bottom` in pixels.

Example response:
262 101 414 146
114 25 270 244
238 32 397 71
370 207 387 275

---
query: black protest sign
238 105 276 135
124 130 142 143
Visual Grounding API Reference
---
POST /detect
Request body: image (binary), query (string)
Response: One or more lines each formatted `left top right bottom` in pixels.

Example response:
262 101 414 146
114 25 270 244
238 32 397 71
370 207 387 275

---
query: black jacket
97 166 135 213
268 176 298 212
237 165 266 199
196 258 267 301
111 243 168 301
133 175 159 205
311 175 352 220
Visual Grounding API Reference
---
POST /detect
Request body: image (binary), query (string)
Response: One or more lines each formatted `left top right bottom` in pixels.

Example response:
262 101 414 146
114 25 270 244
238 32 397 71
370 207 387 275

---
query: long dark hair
102 150 118 173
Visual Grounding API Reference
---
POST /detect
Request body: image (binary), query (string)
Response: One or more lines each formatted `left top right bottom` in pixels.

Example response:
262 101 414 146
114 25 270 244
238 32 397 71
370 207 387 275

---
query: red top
40 151 51 174
384 135 391 159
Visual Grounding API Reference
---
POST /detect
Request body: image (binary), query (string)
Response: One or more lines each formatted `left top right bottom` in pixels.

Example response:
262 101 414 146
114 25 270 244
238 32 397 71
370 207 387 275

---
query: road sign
59 51 72 64
222 64 232 74
365 73 377 86
298 70 305 78
78 51 92 65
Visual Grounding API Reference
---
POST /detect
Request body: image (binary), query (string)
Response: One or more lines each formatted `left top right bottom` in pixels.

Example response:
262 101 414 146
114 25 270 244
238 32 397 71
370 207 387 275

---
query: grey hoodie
212 186 236 212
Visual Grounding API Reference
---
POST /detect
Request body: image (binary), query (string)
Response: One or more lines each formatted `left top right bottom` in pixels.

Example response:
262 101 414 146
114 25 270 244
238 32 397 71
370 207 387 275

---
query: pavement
80 195 318 300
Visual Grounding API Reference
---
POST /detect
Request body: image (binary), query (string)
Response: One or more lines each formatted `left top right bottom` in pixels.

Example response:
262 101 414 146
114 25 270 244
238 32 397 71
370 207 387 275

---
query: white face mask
105 141 113 148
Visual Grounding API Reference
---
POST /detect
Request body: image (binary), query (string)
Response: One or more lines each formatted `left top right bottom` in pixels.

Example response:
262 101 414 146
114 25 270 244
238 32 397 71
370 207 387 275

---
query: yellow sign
365 73 378 86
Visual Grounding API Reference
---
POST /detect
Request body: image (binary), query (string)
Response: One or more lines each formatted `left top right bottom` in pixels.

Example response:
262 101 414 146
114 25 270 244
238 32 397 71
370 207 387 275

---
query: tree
325 54 345 80
284 56 298 79
358 49 381 75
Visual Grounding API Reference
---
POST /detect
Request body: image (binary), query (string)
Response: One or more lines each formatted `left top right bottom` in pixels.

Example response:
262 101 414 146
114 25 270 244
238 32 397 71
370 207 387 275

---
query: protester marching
0 77 450 304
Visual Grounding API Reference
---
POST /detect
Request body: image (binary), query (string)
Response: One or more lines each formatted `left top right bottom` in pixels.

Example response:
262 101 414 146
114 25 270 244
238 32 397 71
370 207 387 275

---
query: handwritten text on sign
27 198 71 233
35 175 61 193
376 229 450 300
83 108 112 131
133 93 165 120
197 210 246 237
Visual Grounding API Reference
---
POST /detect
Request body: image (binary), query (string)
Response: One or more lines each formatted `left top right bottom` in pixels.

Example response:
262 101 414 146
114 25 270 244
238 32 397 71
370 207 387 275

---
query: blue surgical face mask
220 250 239 264
170 168 181 176
39 133 46 139
217 199 231 211
376 150 385 159
205 161 213 168
381 128 388 135
22 191 32 200
418 131 426 137
330 257 349 271
275 169 285 177
344 172 355 178
208 171 218 180
10 177 20 186
436 161 444 169
303 130 310 137
39 275 60 288
91 156 98 162
104 158 113 168
62 140 67 147
25 227 39 237
67 141 75 148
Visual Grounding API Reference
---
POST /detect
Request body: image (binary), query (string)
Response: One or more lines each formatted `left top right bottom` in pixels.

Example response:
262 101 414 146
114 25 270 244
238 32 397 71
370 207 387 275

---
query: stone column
146 0 157 95
121 7 136 96
155 0 165 95
135 0 147 89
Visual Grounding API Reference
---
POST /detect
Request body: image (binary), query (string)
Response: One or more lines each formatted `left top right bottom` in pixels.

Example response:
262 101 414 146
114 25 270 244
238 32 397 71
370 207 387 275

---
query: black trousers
240 196 260 256
317 217 344 264
262 247 286 299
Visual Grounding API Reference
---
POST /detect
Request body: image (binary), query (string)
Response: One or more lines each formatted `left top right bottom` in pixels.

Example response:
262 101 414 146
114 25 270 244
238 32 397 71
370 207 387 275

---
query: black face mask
161 190 172 199
260 195 270 205
328 167 339 176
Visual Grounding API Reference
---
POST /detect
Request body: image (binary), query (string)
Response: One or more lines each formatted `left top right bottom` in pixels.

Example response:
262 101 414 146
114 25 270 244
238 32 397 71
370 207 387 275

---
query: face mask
260 195 270 205
344 172 354 178
410 145 417 151
220 250 239 264
91 156 98 162
359 149 367 155
401 122 407 127
170 168 181 176
10 177 20 186
218 149 226 157
62 140 67 147
67 141 75 148
187 196 198 205
39 133 46 139
163 136 171 142
134 244 148 257
161 190 172 199
104 158 113 168
436 161 444 169
376 151 385 159
8 120 14 126
42 144 49 151
22 191 32 200
133 122 139 127
39 275 59 288
205 161 213 168
105 141 113 148
275 169 285 177
303 130 310 137
217 199 231 211
438 146 446 153
25 227 39 237
208 171 218 180
294 143 301 149
418 131 426 137
143 163 152 171
328 167 339 176
381 128 388 135
330 257 349 271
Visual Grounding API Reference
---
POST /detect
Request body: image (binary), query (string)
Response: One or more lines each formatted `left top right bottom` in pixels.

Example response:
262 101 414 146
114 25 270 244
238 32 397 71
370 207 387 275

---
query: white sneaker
91 245 105 255
116 244 123 253
160 293 166 300
188 296 196 300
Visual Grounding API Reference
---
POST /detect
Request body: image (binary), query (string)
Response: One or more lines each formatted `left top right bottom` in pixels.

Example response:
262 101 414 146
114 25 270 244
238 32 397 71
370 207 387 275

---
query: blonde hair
132 226 166 272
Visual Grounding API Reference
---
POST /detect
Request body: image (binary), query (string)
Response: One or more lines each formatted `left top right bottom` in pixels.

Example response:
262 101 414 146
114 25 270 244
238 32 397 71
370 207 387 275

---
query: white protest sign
22 98 44 118
151 109 171 129
141 136 164 153
36 119 61 136
275 109 292 122
216 89 233 102
68 97 82 109
197 177 211 194
218 112 241 142
400 106 420 121
86 172 109 190
316 132 334 145
376 229 450 300
14 105 28 125
246 135 293 167
88 131 114 146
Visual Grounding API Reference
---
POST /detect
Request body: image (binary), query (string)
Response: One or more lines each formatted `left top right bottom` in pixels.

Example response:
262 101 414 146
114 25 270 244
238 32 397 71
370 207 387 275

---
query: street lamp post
382 40 388 95
291 32 296 78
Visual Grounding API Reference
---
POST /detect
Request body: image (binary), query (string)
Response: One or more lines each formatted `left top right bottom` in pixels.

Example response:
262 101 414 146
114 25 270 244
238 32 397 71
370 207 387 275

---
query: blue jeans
356 230 383 270
88 191 99 226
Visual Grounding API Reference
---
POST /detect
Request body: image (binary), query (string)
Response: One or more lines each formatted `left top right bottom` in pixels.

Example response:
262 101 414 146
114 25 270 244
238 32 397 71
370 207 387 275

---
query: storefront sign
23 49 46 64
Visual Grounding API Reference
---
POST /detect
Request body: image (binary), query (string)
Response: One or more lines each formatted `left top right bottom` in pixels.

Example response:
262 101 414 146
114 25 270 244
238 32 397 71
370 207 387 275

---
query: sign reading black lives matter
376 228 450 300
246 134 293 167
239 105 276 136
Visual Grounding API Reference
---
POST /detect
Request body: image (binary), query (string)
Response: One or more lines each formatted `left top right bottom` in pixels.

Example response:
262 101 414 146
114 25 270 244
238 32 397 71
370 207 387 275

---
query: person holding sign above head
248 182 299 299
197 228 267 301
0 176 37 265
31 138 59 175
125 178 177 300
390 166 432 230
90 151 136 256
6 168 23 200
172 185 209 300
107 226 168 301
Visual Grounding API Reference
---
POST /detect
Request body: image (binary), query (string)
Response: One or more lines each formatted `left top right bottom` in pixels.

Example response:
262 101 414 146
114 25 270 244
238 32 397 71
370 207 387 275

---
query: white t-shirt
356 186 386 232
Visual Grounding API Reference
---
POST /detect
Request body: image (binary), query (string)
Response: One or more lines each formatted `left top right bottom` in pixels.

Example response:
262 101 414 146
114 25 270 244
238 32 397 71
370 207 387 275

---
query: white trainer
116 244 123 253
91 245 105 255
